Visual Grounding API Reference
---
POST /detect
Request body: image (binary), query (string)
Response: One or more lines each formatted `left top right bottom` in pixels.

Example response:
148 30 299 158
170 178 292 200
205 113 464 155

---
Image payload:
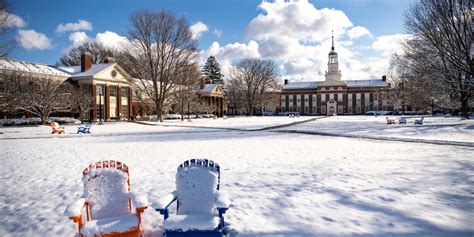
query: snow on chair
155 158 231 237
51 121 65 134
65 160 148 237
77 122 92 134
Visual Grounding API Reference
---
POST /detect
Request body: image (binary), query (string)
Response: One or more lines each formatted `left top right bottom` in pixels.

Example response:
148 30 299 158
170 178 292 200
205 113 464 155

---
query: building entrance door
326 100 337 116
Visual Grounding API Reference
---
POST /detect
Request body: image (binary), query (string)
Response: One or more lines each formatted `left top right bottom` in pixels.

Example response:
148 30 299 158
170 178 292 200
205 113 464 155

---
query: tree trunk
155 101 161 122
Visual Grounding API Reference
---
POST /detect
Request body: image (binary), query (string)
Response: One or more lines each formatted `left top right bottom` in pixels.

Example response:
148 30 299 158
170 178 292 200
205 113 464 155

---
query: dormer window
337 87 342 90
329 87 334 91
321 87 326 91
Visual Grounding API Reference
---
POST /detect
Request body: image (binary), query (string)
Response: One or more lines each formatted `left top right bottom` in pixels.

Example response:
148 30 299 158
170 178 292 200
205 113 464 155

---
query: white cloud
68 31 90 47
348 26 371 39
196 0 404 81
371 34 411 56
0 12 26 28
55 20 92 33
16 29 52 50
246 0 352 43
189 21 208 39
200 41 260 77
95 31 129 51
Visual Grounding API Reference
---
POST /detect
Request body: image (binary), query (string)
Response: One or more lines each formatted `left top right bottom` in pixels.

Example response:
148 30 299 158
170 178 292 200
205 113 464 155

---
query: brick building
281 35 393 115
0 52 133 121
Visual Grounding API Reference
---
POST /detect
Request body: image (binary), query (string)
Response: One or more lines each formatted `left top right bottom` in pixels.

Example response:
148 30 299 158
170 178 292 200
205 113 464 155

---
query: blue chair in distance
77 122 92 134
155 158 231 237
414 117 424 125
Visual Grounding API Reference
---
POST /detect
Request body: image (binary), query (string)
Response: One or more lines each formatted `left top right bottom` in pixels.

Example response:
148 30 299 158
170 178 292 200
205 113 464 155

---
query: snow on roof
283 81 321 90
0 58 70 77
283 79 387 90
345 79 388 87
61 64 113 77
195 84 220 94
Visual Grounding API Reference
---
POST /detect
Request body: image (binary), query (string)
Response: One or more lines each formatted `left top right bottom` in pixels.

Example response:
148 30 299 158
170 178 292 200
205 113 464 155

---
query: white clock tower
325 31 342 82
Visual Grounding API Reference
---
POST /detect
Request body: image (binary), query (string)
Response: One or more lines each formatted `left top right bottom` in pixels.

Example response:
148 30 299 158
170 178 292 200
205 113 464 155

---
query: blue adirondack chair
77 122 92 134
155 159 231 237
414 117 424 125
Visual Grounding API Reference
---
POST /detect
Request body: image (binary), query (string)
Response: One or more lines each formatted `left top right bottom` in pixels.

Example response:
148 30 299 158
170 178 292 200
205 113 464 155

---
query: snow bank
163 214 220 231
80 214 138 237
176 165 218 215
83 167 130 219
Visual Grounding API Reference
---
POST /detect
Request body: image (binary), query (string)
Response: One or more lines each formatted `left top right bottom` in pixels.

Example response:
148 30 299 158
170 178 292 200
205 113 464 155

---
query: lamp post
431 96 434 115
99 93 103 125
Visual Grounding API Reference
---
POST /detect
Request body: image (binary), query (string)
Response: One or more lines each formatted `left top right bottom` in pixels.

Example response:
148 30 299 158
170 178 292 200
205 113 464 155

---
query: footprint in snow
322 216 336 222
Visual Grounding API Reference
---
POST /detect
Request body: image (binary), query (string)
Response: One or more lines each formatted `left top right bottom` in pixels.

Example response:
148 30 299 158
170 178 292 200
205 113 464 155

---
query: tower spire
331 30 334 51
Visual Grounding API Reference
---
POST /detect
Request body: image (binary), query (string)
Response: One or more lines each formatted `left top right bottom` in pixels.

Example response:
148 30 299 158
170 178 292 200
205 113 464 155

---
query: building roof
195 84 225 97
195 84 219 94
283 81 321 90
345 79 388 87
0 58 70 77
283 79 388 90
57 63 113 77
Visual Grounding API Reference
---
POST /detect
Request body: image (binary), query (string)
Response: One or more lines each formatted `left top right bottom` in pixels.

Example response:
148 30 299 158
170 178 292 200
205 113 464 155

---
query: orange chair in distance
65 160 148 237
50 122 65 134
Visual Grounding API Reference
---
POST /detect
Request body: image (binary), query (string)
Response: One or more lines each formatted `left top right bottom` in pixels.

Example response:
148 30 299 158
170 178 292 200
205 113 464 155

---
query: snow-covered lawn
1 116 473 236
277 115 474 145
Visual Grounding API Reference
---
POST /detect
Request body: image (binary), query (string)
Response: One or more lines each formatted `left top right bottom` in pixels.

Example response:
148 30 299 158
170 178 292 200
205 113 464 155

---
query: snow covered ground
1 116 473 236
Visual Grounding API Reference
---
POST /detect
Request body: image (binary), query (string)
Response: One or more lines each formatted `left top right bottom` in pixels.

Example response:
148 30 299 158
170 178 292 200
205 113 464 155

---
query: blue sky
7 0 414 80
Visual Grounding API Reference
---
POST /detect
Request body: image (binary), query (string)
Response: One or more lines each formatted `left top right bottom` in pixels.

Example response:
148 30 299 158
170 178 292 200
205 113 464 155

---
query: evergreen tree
202 55 224 85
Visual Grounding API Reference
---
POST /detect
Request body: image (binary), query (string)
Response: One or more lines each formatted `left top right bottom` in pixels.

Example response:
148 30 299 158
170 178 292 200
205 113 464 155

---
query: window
321 94 326 102
121 87 129 119
329 94 334 100
304 107 309 113
96 85 105 120
109 86 118 119
321 87 326 91
321 106 326 114
329 87 334 91
337 87 342 90
338 93 343 102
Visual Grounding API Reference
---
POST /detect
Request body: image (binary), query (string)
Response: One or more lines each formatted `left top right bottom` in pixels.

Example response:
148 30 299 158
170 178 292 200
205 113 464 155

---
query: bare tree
228 58 279 116
64 83 94 122
9 74 68 124
403 0 473 118
174 63 201 121
128 10 198 122
0 0 16 58
60 42 117 66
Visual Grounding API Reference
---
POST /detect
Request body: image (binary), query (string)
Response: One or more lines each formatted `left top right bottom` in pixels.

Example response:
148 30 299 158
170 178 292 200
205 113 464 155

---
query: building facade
281 35 393 115
0 52 133 121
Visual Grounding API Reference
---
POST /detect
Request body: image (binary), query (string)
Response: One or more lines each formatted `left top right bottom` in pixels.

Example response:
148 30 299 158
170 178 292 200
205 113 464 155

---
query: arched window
329 87 334 91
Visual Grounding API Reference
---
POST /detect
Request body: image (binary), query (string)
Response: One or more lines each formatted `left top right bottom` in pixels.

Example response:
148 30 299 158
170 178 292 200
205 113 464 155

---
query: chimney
284 79 289 85
81 52 92 72
382 75 387 81
200 78 204 89
104 56 115 64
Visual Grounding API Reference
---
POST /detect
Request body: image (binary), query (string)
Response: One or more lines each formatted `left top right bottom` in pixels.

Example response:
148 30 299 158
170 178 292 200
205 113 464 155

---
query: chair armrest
215 192 231 209
154 191 178 219
64 198 86 218
129 192 148 209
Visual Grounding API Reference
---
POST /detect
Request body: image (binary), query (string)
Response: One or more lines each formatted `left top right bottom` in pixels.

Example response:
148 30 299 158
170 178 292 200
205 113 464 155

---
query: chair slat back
82 160 131 220
176 158 221 215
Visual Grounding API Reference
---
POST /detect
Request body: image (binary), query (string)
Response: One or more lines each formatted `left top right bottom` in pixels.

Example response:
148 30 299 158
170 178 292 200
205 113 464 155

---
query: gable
94 64 130 84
